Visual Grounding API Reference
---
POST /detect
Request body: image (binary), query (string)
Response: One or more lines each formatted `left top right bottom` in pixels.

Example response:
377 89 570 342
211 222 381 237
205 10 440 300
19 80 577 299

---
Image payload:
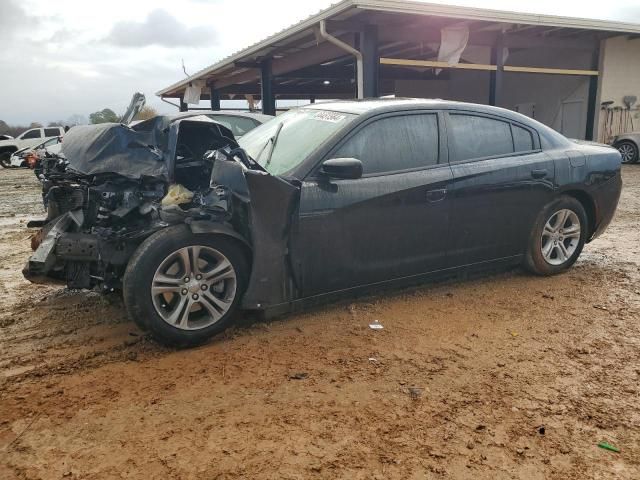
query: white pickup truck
0 126 65 168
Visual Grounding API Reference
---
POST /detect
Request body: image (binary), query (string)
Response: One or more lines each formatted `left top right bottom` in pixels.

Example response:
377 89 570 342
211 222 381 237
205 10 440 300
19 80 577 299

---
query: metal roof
157 0 640 97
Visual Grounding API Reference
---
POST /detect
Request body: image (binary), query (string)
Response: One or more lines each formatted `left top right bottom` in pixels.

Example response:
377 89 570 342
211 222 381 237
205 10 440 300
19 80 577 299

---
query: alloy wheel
618 143 638 164
151 245 237 330
541 209 581 266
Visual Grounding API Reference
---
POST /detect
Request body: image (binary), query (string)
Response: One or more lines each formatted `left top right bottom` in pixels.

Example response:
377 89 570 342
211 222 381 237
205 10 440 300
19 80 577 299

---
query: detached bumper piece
24 210 85 283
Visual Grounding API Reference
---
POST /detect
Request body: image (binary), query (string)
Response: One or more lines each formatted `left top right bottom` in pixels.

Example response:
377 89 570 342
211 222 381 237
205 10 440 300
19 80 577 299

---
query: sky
1 0 639 125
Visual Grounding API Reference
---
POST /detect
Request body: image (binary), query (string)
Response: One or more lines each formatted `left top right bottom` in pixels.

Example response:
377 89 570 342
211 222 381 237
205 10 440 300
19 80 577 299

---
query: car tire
123 225 249 347
616 140 639 164
524 196 588 276
0 152 11 168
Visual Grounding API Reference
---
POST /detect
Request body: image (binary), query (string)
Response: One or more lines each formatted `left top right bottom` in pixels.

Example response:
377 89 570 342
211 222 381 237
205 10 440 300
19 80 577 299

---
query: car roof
304 98 570 148
304 98 529 121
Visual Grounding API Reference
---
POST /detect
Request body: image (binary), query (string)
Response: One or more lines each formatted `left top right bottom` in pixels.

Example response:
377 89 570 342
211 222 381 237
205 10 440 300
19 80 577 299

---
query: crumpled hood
61 115 238 181
61 122 169 180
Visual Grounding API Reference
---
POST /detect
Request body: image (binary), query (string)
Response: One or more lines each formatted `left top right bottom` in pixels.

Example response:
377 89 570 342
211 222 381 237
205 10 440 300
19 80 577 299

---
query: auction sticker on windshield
312 111 347 123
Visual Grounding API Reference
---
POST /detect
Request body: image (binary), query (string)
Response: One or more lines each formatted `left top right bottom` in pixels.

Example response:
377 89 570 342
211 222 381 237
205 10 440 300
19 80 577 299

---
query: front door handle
426 188 447 203
531 169 548 179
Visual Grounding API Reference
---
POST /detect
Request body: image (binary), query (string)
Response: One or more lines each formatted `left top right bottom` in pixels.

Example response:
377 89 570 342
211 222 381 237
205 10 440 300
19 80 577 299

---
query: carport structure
157 0 640 141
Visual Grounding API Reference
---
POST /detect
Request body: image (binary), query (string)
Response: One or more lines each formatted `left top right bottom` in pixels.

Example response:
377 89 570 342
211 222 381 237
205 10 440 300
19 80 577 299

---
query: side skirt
254 254 524 318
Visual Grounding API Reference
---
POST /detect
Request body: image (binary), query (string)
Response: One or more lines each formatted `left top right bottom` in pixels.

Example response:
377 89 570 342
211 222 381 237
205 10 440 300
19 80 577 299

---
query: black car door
445 111 556 266
291 111 454 297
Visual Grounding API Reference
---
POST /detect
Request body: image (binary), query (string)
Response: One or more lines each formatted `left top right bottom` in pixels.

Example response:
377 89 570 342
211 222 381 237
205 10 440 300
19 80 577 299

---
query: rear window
449 114 513 162
44 128 60 137
513 124 535 152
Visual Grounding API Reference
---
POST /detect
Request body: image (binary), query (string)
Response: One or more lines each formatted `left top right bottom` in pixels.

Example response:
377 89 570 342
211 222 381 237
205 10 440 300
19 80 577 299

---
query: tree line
0 106 158 138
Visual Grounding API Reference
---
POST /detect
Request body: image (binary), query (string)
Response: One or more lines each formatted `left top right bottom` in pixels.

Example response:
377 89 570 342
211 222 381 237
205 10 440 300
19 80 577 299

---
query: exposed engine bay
25 115 253 292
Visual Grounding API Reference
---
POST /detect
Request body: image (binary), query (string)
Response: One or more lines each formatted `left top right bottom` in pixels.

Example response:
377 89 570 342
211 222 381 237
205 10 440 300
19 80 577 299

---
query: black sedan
25 100 622 346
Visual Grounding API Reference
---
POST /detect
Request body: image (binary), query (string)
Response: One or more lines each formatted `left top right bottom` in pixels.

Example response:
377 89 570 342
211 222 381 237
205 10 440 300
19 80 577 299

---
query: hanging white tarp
183 80 206 105
436 26 469 74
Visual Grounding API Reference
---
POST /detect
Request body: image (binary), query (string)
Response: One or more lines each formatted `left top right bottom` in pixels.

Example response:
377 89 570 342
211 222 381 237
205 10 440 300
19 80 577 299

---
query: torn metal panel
240 171 300 309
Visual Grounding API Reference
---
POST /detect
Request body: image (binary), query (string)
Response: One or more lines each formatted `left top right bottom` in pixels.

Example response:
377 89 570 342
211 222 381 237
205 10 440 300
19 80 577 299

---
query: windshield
238 108 355 175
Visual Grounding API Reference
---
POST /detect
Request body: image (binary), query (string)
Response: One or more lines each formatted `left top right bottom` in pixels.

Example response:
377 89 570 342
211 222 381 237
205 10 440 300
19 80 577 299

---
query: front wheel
0 152 12 168
524 196 588 276
123 226 249 347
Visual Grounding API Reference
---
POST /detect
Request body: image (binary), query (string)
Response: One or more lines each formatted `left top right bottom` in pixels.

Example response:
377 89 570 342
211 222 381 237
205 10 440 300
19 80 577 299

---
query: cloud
103 9 216 48
0 0 38 39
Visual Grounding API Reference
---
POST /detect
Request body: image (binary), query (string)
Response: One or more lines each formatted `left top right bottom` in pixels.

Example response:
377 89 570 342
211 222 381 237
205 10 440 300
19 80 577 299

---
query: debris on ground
408 387 423 400
369 320 384 330
598 442 620 453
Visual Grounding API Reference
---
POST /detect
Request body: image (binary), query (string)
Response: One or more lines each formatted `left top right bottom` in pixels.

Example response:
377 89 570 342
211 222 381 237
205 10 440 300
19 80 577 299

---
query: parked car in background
9 136 63 168
176 111 273 138
612 132 640 163
0 126 65 168
0 134 14 141
23 99 621 347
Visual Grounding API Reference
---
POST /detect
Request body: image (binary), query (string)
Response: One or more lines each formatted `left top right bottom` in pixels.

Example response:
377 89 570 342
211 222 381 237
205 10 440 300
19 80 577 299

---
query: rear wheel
617 141 639 164
524 196 588 276
123 226 249 347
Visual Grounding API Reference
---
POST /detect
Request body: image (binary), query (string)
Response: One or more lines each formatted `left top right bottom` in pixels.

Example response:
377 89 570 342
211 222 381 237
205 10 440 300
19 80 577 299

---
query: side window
513 124 535 152
44 128 61 137
448 114 513 162
21 129 42 140
333 114 439 174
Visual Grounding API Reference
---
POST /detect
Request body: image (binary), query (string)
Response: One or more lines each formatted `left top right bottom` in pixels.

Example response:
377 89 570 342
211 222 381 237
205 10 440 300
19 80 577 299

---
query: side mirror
320 158 363 180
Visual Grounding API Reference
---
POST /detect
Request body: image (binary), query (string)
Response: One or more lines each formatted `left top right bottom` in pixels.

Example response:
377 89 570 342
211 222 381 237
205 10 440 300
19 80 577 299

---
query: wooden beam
381 58 599 76
380 57 497 71
503 66 599 76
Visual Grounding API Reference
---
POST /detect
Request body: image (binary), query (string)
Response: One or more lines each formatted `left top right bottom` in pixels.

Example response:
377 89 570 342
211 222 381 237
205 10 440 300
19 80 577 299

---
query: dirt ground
0 166 639 480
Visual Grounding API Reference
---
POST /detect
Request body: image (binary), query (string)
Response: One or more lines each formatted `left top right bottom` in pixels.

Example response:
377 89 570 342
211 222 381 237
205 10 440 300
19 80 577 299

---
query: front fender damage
23 127 302 310
207 157 301 309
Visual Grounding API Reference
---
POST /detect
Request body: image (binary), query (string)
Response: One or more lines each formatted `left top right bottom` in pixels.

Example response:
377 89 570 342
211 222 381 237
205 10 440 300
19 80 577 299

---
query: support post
179 97 188 112
361 24 379 98
310 95 316 104
585 45 601 141
260 58 276 116
210 86 221 111
489 33 505 106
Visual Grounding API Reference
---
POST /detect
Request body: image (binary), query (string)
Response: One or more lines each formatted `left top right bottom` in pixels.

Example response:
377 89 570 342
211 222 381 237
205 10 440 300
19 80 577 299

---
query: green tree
89 108 119 124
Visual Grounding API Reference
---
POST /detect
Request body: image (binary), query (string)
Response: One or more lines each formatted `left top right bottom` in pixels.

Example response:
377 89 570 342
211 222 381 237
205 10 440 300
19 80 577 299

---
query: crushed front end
24 116 241 292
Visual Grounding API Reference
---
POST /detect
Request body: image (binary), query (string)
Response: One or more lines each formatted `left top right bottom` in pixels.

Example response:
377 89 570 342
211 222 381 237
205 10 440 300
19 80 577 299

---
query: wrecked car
9 136 63 168
24 100 622 346
0 126 65 168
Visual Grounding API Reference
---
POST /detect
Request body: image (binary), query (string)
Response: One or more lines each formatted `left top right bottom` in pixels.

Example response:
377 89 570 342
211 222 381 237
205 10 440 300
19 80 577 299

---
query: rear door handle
426 188 447 203
531 169 548 179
